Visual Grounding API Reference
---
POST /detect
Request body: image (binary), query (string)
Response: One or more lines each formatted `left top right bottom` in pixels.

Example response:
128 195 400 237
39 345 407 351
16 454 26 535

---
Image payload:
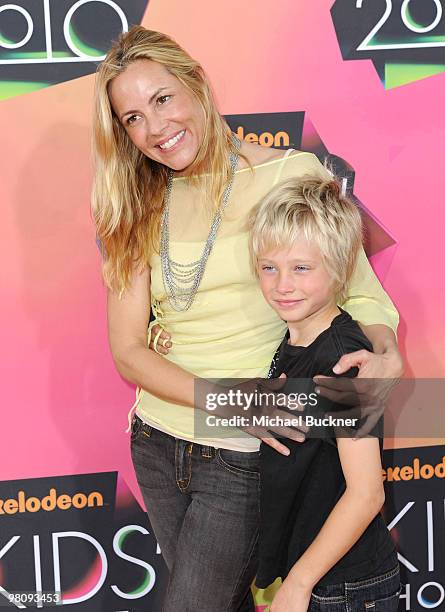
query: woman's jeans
309 563 401 611
130 415 260 612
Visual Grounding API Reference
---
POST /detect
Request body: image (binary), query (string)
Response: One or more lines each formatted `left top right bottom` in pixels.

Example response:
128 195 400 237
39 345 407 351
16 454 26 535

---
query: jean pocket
364 585 402 611
216 449 260 478
130 416 152 443
310 593 346 606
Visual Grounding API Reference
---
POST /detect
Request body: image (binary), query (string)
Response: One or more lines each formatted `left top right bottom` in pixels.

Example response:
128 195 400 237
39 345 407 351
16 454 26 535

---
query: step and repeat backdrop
1 0 444 609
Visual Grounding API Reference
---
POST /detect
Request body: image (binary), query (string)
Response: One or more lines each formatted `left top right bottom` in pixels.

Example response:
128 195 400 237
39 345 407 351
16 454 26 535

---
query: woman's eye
261 265 276 272
126 114 139 126
157 95 171 105
295 266 309 272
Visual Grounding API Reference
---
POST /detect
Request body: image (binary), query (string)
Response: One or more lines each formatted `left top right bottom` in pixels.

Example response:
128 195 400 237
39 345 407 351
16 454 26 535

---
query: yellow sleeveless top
133 152 398 451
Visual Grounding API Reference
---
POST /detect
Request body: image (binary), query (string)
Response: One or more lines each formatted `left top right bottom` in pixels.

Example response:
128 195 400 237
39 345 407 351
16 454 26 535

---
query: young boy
248 176 400 612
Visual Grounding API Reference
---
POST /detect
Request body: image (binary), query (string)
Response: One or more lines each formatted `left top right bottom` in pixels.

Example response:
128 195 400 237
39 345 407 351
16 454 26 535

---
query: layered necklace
160 134 241 311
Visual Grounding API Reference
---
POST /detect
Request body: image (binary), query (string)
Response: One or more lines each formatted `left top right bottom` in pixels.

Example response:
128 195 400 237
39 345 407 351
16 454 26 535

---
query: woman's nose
146 111 169 139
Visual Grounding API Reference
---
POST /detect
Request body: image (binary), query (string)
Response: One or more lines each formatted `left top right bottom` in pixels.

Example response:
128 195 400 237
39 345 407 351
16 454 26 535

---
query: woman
92 26 402 612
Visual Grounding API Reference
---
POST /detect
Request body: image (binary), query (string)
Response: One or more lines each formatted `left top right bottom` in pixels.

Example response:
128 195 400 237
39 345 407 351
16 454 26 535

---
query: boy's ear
334 279 346 304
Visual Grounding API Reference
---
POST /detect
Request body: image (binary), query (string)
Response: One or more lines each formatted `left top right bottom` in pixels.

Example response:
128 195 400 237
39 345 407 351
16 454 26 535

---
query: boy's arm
272 437 385 610
270 332 389 611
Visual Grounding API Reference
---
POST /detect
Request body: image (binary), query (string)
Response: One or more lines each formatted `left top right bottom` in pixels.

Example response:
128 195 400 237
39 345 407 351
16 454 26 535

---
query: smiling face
108 59 205 174
257 237 338 328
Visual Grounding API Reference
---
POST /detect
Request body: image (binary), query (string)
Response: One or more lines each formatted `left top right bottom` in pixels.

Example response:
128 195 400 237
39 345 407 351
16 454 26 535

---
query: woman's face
109 59 205 175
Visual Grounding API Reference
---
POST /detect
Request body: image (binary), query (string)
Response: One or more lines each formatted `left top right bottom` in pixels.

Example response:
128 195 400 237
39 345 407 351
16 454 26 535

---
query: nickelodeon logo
383 457 445 482
235 126 290 148
0 488 104 515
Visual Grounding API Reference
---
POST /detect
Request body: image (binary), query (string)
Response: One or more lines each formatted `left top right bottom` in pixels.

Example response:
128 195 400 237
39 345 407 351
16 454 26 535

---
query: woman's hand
313 347 403 437
197 375 308 456
242 397 308 456
270 576 312 612
331 345 404 380
147 323 310 454
148 324 172 354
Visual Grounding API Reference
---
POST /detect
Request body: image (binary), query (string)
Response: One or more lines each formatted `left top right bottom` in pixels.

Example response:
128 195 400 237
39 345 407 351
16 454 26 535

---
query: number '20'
356 0 444 51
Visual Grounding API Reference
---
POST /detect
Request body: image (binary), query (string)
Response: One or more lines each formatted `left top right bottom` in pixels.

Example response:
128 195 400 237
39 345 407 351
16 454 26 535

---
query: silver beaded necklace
160 134 241 311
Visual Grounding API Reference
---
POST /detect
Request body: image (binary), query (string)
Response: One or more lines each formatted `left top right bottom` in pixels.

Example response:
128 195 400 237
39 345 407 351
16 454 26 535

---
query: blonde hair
91 26 250 295
248 176 363 303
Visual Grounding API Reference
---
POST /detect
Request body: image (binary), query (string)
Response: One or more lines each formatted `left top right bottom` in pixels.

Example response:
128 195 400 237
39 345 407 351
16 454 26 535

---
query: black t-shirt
256 309 396 589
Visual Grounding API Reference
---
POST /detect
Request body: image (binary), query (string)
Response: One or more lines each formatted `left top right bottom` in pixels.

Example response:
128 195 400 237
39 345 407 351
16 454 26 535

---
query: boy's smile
273 298 305 309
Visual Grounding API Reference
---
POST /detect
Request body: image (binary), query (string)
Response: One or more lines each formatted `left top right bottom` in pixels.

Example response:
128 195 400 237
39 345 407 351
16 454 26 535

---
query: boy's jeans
309 563 401 611
130 414 260 612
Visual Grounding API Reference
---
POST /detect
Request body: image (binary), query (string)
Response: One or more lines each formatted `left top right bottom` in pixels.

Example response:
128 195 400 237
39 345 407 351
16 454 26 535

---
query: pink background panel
1 0 444 511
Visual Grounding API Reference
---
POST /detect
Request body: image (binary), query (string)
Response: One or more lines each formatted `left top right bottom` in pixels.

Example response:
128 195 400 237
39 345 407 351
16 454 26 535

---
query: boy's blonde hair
248 175 363 303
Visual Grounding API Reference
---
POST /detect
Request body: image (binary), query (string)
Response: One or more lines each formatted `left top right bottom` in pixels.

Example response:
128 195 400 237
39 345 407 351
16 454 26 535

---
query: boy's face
257 238 336 324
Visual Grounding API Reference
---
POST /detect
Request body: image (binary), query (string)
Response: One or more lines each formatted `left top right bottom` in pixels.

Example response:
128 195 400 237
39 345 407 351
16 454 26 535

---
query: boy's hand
270 576 312 612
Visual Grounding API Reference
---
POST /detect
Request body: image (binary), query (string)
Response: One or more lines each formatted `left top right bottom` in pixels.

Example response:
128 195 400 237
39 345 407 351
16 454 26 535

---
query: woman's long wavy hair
92 26 250 296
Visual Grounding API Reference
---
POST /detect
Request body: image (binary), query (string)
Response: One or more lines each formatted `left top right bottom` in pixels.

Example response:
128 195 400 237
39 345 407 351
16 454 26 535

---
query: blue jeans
309 563 401 611
130 415 260 612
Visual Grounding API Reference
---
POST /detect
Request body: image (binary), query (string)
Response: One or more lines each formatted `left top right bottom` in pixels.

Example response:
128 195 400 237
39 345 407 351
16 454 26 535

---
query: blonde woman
92 26 402 612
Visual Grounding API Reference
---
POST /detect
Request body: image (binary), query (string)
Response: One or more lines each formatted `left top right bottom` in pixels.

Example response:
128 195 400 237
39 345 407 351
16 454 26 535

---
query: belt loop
201 445 216 459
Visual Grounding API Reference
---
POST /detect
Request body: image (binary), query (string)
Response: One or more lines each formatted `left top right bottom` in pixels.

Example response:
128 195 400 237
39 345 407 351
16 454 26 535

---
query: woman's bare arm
107 264 196 407
107 263 297 455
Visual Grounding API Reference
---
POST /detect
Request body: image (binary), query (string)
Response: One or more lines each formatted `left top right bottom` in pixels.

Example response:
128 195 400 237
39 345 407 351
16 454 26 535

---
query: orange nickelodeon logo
383 457 445 482
0 488 104 515
235 126 290 148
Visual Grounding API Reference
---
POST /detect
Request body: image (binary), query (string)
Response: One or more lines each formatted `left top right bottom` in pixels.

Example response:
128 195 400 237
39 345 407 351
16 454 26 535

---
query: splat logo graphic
225 111 396 260
0 0 149 100
0 472 168 609
331 0 445 89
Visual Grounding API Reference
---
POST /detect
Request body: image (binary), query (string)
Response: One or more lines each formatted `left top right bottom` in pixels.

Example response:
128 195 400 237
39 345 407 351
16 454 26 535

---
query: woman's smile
156 129 186 151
